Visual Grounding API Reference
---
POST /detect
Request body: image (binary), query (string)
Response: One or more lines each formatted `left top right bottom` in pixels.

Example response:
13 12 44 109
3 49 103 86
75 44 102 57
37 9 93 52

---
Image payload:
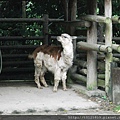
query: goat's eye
63 36 67 38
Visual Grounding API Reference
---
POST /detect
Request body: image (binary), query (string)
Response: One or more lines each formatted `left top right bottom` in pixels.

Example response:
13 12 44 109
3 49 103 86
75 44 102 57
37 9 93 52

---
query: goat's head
57 33 77 46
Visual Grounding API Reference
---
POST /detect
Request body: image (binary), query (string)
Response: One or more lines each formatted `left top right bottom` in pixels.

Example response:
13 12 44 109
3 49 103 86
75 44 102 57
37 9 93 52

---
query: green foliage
0 0 120 40
114 105 120 113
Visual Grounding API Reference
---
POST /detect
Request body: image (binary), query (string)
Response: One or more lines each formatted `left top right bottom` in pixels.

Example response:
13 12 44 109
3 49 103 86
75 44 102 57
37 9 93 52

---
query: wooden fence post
86 0 97 90
104 0 113 97
43 14 49 45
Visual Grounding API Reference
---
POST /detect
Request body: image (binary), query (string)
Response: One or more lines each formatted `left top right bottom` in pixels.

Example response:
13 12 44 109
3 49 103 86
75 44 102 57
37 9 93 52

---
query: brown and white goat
29 33 76 92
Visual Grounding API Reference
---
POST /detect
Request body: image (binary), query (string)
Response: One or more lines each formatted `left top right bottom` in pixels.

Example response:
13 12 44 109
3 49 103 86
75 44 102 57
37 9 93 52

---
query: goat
29 33 76 92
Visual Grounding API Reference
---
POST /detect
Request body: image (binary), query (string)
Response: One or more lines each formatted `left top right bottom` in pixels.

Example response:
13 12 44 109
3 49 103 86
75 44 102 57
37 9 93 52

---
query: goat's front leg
34 68 43 89
53 79 60 92
53 70 60 92
62 72 67 91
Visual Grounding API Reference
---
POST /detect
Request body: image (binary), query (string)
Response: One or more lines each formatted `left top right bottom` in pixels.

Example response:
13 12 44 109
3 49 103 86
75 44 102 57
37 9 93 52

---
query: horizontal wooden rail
2 67 34 72
80 15 120 23
112 16 120 23
80 15 110 23
0 18 44 22
0 18 64 23
3 61 33 66
0 36 44 40
3 54 29 58
0 45 39 49
77 41 112 53
71 73 105 88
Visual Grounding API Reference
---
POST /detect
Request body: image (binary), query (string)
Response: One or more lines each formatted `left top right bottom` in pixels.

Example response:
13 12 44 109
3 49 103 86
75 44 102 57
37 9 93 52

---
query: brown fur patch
32 45 63 60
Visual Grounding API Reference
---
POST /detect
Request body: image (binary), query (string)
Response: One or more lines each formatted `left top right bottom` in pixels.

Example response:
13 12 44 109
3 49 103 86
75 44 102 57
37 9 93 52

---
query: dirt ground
0 82 119 115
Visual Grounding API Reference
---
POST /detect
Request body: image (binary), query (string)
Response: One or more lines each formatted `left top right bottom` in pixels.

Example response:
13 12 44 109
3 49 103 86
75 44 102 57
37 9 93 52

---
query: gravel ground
0 82 119 115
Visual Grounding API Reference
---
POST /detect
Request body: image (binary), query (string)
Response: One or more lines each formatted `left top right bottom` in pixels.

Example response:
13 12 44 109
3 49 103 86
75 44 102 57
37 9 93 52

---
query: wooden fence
0 14 63 81
0 14 90 81
0 2 120 101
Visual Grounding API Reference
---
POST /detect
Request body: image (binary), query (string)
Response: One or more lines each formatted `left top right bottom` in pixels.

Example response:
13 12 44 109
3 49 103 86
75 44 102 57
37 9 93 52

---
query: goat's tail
28 54 34 59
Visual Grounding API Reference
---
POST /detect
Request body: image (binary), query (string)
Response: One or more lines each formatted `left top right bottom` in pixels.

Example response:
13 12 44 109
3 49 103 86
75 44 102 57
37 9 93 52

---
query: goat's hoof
53 88 57 92
38 86 43 89
44 85 49 87
63 88 67 91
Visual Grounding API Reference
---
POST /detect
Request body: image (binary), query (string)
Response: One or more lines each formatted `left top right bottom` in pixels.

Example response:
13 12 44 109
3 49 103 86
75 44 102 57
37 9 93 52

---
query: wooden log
62 21 91 28
3 61 33 66
98 42 120 53
112 44 120 52
78 69 105 79
3 54 29 58
69 65 77 74
2 68 34 72
74 59 105 71
77 41 112 53
0 45 39 49
105 0 113 98
86 0 97 90
80 15 119 23
113 54 120 58
113 57 120 62
71 73 86 83
98 53 105 60
0 36 44 41
71 73 105 88
78 69 87 75
80 15 110 23
74 59 87 68
0 18 44 22
112 16 120 23
98 61 105 70
98 74 105 79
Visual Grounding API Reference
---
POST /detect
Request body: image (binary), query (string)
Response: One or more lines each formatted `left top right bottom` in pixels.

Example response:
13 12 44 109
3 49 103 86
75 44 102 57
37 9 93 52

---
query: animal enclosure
0 0 120 102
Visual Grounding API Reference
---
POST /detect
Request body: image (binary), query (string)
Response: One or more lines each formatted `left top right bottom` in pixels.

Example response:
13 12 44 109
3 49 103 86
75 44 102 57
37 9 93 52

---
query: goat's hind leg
39 67 48 87
40 74 48 87
34 67 43 89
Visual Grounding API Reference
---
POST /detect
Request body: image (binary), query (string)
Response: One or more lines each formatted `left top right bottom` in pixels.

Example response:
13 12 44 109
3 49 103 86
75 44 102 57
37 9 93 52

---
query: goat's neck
62 43 73 65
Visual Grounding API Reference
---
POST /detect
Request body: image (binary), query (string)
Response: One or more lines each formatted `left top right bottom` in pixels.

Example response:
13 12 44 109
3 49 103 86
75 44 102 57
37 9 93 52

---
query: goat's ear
71 36 77 40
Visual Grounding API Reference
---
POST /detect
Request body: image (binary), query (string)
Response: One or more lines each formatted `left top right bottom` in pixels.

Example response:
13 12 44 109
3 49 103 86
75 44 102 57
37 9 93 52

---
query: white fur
33 33 75 91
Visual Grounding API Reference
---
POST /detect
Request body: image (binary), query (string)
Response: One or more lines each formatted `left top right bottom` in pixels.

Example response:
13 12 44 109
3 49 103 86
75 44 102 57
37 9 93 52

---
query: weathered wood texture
71 73 105 88
80 15 109 23
86 0 97 90
77 42 112 53
105 0 113 96
112 68 120 104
